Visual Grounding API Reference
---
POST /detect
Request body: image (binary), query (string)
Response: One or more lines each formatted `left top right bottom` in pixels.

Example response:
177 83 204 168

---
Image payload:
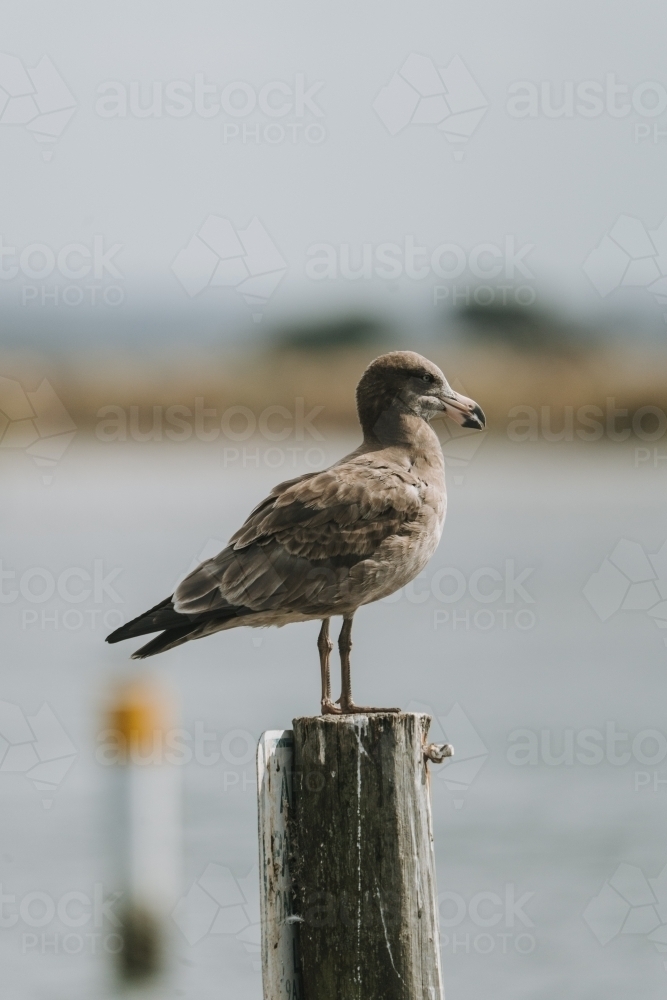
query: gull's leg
318 618 341 715
337 614 400 714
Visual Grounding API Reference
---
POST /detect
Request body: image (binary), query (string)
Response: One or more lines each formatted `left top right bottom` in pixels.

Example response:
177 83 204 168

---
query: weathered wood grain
257 730 303 1000
291 713 443 1000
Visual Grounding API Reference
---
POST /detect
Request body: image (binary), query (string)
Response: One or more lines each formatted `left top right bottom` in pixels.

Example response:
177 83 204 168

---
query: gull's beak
440 390 486 430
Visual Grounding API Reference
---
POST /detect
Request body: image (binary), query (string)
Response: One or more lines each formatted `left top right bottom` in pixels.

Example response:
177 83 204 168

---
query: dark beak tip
462 404 486 430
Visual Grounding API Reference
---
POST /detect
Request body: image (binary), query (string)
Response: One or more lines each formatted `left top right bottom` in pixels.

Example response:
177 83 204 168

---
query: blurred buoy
106 680 181 986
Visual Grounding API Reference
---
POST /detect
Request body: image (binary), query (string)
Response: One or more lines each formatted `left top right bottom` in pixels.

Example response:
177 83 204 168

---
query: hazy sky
2 0 667 337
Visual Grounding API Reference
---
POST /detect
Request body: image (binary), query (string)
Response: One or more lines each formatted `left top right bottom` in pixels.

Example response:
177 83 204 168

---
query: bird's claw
320 699 343 716
338 701 401 715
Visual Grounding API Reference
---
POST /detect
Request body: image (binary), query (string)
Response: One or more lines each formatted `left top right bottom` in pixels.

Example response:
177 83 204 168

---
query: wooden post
291 712 444 1000
257 730 303 999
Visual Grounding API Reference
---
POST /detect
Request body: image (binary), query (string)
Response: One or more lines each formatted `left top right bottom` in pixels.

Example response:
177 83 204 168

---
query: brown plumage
106 351 485 714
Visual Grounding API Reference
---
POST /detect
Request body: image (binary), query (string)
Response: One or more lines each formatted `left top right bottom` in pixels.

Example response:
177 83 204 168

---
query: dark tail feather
108 598 249 659
130 626 199 660
106 596 185 644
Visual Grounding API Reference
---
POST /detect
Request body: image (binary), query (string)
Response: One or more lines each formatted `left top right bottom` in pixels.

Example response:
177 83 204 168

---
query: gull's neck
361 402 441 460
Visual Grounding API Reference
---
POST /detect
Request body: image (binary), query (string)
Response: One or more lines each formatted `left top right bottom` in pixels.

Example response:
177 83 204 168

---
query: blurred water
2 434 666 999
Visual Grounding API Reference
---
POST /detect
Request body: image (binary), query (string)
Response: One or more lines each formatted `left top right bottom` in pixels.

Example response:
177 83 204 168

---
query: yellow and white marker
107 680 181 984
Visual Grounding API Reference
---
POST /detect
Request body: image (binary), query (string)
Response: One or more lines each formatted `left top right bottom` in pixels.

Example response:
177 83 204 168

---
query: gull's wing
173 457 424 616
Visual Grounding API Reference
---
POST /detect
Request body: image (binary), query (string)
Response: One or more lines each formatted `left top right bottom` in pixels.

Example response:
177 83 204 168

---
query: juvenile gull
106 352 485 714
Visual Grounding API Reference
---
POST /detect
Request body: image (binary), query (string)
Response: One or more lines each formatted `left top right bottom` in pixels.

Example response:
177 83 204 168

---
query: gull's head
356 351 486 436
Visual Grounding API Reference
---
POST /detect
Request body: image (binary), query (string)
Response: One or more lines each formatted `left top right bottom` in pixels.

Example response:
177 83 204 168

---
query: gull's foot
338 700 401 715
320 698 343 716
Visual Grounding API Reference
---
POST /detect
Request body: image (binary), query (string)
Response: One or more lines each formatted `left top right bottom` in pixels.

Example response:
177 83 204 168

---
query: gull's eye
421 373 433 383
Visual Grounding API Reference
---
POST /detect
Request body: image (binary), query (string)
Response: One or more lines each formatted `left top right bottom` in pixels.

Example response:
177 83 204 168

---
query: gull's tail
106 596 183 644
129 625 201 659
106 596 243 659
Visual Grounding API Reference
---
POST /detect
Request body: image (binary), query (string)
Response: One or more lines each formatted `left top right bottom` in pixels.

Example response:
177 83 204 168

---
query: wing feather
174 456 425 616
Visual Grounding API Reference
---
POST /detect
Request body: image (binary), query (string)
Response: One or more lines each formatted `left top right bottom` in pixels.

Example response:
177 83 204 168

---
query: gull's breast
354 479 447 607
